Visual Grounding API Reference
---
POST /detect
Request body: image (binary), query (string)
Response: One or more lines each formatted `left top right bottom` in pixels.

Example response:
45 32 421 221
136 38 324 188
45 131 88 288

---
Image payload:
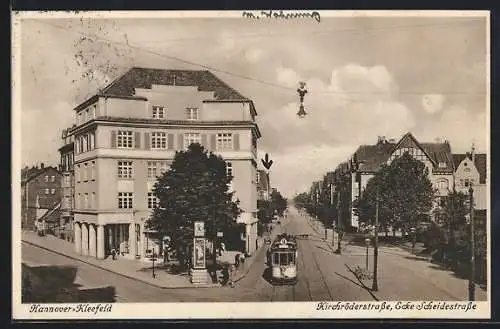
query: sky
16 12 488 198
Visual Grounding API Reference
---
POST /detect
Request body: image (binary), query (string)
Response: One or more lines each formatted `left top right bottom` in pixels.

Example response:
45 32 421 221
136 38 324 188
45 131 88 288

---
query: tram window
273 253 279 265
279 253 288 265
289 252 295 264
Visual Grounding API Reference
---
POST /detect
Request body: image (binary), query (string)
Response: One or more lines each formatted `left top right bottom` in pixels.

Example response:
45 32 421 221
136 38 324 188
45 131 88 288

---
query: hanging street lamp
297 81 308 118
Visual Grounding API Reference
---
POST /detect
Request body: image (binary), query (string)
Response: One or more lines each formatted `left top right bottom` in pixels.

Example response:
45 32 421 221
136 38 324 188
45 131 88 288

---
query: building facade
59 127 76 242
21 164 62 231
452 150 487 210
335 133 457 231
67 67 262 260
256 169 270 201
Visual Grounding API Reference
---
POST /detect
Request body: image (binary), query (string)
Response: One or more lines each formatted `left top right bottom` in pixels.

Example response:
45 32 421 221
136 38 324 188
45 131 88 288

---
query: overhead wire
32 19 486 97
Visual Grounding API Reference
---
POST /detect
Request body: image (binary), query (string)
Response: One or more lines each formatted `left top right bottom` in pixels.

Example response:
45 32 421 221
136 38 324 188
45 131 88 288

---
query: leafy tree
353 152 435 239
293 192 311 211
270 189 288 217
146 143 241 269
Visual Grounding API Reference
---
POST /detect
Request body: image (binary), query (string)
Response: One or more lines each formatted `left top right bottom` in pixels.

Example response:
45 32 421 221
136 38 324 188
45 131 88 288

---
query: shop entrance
104 224 130 257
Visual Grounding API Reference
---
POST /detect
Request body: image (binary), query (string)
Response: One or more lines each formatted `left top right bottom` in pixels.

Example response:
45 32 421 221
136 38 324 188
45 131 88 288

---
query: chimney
40 163 45 169
377 136 386 145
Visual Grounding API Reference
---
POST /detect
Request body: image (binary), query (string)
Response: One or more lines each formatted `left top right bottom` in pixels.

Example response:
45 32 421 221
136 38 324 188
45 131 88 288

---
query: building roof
353 133 454 173
452 153 487 184
100 67 249 101
21 165 60 185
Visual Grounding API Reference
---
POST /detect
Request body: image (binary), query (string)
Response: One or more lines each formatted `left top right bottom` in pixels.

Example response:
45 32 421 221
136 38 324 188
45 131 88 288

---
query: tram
266 234 298 285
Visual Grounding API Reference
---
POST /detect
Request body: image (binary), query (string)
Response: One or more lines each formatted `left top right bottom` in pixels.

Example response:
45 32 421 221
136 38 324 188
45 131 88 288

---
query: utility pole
468 184 475 301
372 188 379 291
330 183 335 247
334 182 342 254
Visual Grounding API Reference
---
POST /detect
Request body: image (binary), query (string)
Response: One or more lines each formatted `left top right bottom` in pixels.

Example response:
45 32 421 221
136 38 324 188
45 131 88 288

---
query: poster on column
193 237 206 269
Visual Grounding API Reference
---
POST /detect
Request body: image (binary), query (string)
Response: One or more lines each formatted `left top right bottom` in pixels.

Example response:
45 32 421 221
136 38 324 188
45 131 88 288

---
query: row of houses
22 67 273 261
309 132 487 232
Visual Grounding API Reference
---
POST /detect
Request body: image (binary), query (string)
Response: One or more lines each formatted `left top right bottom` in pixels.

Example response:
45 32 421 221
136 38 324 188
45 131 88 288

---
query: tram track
297 230 335 301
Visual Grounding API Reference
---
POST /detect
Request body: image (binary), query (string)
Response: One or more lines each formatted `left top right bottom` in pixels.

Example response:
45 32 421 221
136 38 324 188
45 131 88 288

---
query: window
64 174 71 186
256 171 260 184
152 106 166 119
118 192 133 209
90 105 96 119
464 168 471 172
45 188 49 195
76 165 80 182
217 133 233 150
159 161 169 175
84 193 89 209
91 192 96 209
151 132 167 150
438 162 446 168
91 161 96 180
77 193 81 209
148 192 159 209
87 132 95 151
226 162 233 177
117 131 134 149
147 161 158 179
464 178 474 187
184 133 201 148
186 108 199 120
78 112 82 125
82 163 88 181
147 161 169 178
50 175 55 182
51 188 55 194
44 175 48 182
435 179 448 190
64 196 71 209
117 161 133 179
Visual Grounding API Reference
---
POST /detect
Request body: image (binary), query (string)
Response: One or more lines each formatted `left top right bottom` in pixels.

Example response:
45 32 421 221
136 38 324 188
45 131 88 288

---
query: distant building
452 150 487 210
59 127 76 242
65 67 262 259
21 164 62 231
257 169 270 201
335 132 456 231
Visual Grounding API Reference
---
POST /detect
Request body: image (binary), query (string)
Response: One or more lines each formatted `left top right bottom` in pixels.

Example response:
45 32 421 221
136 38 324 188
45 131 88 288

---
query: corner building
70 67 262 259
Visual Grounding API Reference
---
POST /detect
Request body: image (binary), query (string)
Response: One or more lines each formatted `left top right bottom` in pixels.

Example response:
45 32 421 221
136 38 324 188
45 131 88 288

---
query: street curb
22 240 220 290
233 223 282 284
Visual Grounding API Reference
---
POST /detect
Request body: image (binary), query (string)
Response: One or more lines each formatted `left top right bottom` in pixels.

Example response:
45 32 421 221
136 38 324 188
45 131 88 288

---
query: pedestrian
221 265 229 286
239 253 245 265
111 247 117 260
234 253 240 268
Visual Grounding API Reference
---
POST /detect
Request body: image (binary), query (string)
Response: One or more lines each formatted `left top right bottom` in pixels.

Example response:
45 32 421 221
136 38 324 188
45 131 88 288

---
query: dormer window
438 162 446 168
152 106 166 119
186 108 199 121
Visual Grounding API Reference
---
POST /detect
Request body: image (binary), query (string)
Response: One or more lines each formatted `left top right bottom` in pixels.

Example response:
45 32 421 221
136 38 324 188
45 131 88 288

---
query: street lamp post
330 183 335 247
334 183 342 254
410 227 417 255
372 189 379 291
365 238 370 270
468 184 475 301
152 251 156 278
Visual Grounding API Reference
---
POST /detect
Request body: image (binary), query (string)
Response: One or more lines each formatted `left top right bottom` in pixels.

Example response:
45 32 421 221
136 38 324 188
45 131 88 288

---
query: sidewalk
232 222 283 283
22 231 218 289
305 217 487 301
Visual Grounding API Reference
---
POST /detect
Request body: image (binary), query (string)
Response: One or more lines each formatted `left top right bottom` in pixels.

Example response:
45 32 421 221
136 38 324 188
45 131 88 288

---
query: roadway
22 206 474 302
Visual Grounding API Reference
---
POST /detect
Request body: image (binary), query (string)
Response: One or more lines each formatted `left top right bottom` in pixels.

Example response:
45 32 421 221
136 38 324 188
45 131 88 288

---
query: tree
293 192 311 211
353 152 435 239
145 143 241 269
270 189 288 217
69 19 136 104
